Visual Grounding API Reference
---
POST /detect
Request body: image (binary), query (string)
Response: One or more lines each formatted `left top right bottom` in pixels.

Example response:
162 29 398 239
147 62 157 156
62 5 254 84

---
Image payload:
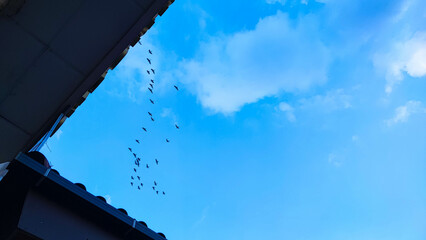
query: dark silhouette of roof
0 152 168 239
0 0 175 164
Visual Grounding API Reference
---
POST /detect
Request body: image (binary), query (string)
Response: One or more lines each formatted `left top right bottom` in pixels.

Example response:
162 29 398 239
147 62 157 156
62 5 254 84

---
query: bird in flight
152 186 155 190
137 176 140 180
151 117 155 122
148 112 152 116
147 58 151 64
128 147 132 152
140 183 143 187
146 70 150 75
149 83 154 88
149 99 154 104
175 124 179 129
174 85 179 91
131 182 133 186
148 88 153 94
138 41 142 45
134 160 140 167
155 159 159 165
142 127 147 132
150 79 154 84
154 181 157 186
151 68 155 74
162 191 165 195
133 153 137 158
166 139 170 143
133 168 137 172
146 164 149 169
156 191 159 195
148 49 152 54
136 139 140 144
131 176 134 180
137 186 140 190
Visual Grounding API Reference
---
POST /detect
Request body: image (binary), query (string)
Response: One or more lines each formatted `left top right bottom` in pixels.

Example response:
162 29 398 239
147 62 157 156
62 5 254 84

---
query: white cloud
278 102 296 122
375 32 426 94
386 100 425 126
300 89 352 112
178 12 330 114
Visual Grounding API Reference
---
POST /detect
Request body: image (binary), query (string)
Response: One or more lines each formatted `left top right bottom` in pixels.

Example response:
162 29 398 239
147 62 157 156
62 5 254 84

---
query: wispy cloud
192 205 210 228
300 89 352 112
53 129 63 140
161 108 178 124
105 195 112 204
277 102 296 122
385 100 425 126
328 153 343 167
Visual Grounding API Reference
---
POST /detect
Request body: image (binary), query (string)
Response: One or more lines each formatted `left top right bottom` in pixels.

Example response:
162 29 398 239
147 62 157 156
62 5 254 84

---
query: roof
0 0 174 163
0 152 167 239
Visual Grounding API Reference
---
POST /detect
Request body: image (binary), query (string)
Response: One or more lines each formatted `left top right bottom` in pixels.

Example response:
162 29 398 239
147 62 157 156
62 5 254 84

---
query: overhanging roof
0 153 167 239
0 0 174 163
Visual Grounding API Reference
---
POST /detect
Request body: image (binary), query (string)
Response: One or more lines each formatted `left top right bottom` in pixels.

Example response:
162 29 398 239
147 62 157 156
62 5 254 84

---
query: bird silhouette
174 85 179 91
162 191 165 195
133 168 137 172
136 139 140 144
150 79 154 84
135 160 140 167
133 153 137 158
175 124 179 129
148 49 152 54
152 186 155 190
151 68 155 74
142 127 147 132
147 58 151 64
131 176 134 180
149 83 154 88
131 182 133 186
140 183 143 187
148 88 153 93
138 41 142 45
138 186 140 190
151 117 154 122
128 147 132 152
166 139 170 143
148 112 152 116
154 181 157 186
146 164 149 169
146 70 150 74
156 190 159 195
137 176 140 180
155 159 159 165
149 99 154 104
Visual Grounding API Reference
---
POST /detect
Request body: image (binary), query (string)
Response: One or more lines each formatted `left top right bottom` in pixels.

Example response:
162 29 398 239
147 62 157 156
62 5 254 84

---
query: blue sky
41 0 426 239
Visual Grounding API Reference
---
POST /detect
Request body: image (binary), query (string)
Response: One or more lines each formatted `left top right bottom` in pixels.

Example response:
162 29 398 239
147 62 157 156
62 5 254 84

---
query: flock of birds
128 48 180 196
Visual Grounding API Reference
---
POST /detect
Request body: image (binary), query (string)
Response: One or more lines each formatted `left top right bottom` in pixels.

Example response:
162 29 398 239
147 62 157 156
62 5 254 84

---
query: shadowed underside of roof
0 0 174 163
0 152 168 239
